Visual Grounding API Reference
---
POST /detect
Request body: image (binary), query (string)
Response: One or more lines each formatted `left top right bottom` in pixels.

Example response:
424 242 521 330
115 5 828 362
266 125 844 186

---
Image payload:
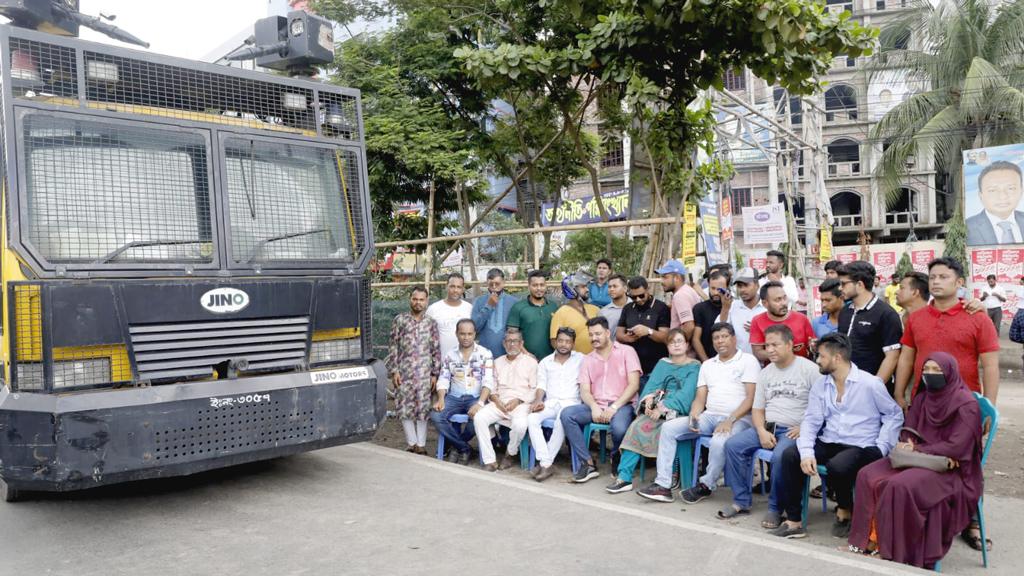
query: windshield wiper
94 239 206 264
244 229 329 264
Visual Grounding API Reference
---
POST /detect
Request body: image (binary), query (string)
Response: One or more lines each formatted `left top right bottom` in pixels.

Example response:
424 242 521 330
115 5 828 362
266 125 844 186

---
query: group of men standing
384 253 1000 545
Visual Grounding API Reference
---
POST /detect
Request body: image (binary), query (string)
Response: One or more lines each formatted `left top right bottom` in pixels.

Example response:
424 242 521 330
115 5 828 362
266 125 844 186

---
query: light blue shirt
471 292 518 358
436 344 495 399
812 313 838 339
588 281 611 308
797 364 903 459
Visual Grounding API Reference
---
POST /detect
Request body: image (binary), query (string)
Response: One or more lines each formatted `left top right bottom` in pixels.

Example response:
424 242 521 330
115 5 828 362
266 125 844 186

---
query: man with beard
473 329 539 472
550 272 601 353
386 285 442 454
528 327 584 482
895 271 929 320
657 259 702 353
771 333 903 539
692 269 732 361
750 281 816 364
837 261 904 389
616 276 671 380
759 250 799 307
507 270 559 360
720 267 766 354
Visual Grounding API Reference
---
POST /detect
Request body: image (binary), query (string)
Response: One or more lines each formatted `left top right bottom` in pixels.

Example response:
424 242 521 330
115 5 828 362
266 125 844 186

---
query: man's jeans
560 404 634 465
654 412 751 490
429 394 478 454
723 425 796 510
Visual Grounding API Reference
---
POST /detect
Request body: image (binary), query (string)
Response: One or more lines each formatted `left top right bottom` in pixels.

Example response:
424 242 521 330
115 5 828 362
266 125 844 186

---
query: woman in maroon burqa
847 352 983 568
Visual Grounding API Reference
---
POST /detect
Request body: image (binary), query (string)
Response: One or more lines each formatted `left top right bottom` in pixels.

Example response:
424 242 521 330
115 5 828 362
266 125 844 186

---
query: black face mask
922 373 948 392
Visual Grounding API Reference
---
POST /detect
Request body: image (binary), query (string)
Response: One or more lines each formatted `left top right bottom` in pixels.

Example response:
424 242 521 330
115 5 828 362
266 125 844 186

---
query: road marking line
352 443 923 575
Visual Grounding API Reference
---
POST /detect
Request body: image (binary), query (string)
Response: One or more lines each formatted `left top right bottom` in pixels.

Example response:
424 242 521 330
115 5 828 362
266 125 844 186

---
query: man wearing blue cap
658 260 702 357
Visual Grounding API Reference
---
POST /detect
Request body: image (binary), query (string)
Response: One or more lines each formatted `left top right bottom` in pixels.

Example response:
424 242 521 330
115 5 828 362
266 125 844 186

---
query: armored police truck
0 3 385 501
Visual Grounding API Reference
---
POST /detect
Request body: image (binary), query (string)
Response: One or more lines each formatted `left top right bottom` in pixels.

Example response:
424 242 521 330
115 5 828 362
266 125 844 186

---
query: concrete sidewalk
0 442 1016 576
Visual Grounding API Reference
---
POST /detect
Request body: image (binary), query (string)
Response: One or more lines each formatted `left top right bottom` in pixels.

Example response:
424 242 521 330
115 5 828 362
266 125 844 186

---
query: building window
600 138 624 168
827 138 861 177
724 68 746 92
731 187 752 214
824 84 858 122
772 88 802 125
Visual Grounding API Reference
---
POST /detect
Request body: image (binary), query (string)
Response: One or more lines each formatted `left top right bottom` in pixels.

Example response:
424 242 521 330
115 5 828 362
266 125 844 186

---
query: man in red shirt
895 257 1000 409
750 281 815 363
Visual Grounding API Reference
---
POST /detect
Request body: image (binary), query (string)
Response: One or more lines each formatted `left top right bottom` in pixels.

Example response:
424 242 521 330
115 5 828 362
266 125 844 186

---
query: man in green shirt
507 270 559 359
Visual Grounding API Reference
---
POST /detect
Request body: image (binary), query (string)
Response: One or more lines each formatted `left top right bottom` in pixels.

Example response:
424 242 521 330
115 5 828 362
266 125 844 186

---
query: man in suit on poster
966 160 1024 245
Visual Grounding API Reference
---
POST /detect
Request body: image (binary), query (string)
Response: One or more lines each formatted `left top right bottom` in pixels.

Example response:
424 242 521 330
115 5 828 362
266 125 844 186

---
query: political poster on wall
911 249 934 273
963 143 1024 246
682 203 698 266
699 197 724 265
721 195 734 241
873 251 897 281
968 246 1021 319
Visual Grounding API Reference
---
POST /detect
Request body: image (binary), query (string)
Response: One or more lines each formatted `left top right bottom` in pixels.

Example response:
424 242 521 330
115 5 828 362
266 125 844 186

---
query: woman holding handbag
847 352 984 568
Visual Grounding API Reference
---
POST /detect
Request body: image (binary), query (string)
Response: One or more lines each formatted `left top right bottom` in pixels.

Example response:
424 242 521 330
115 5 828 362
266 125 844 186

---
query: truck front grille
129 317 309 382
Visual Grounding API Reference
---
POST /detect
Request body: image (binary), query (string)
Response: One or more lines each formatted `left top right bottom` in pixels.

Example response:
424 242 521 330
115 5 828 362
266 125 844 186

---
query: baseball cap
655 260 687 276
733 267 757 285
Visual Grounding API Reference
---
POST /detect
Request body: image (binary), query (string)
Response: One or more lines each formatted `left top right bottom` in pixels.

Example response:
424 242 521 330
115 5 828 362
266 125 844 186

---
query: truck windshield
21 114 213 264
224 138 359 264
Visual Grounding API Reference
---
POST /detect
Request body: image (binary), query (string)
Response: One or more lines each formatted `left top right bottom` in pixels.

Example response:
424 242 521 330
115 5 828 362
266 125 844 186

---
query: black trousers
779 440 882 520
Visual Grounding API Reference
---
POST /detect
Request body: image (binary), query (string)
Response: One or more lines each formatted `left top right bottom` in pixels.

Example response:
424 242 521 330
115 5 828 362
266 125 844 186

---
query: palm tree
871 0 1024 212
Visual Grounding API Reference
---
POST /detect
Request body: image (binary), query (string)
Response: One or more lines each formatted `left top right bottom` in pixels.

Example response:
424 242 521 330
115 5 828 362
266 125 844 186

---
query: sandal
961 524 993 551
809 485 823 499
761 510 782 529
716 505 750 520
843 545 879 557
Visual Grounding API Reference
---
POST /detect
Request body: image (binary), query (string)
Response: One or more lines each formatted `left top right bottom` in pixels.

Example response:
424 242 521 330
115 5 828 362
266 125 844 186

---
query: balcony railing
825 108 859 122
834 214 863 228
885 211 920 226
827 161 862 177
827 3 853 15
876 0 910 10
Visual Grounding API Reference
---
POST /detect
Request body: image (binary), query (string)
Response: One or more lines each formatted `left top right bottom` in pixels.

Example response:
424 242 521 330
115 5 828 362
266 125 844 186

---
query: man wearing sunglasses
837 261 903 395
616 276 671 380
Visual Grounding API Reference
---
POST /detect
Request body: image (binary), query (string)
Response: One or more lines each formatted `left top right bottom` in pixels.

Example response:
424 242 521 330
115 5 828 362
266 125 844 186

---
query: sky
77 0 273 60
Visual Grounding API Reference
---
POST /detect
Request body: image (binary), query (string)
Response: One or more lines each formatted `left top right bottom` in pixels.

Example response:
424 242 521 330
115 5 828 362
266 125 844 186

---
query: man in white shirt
758 250 799 307
427 272 474 358
637 322 759 503
719 267 766 354
527 327 584 482
966 160 1024 245
981 274 1007 334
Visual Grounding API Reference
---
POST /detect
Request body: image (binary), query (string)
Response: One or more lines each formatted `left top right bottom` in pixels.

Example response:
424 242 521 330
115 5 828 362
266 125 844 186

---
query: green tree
872 0 1024 209
477 211 528 264
944 204 969 267
558 229 646 278
896 251 914 277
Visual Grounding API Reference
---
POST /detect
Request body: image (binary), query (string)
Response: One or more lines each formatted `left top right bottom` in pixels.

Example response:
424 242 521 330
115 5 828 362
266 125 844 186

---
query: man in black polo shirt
837 261 903 393
692 269 731 361
616 276 671 381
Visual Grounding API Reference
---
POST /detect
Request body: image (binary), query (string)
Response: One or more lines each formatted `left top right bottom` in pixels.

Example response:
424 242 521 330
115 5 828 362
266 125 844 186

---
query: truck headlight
310 338 362 364
16 359 112 391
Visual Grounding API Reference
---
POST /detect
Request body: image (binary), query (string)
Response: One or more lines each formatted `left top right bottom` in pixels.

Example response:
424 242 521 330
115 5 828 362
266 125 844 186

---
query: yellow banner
682 202 698 266
820 223 833 262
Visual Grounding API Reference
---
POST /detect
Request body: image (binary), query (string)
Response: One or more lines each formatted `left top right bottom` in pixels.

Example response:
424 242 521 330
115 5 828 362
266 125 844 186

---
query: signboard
540 189 629 226
742 203 788 244
998 248 1024 283
699 197 723 265
720 195 733 241
748 256 767 272
819 223 832 262
682 202 698 266
963 143 1024 246
970 248 999 283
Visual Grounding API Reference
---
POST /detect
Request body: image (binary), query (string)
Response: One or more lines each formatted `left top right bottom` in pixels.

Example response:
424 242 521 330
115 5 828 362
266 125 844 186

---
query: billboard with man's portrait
964 143 1024 246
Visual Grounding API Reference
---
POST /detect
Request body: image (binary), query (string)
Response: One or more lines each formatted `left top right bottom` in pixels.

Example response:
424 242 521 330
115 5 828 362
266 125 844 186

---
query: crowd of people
385 254 999 570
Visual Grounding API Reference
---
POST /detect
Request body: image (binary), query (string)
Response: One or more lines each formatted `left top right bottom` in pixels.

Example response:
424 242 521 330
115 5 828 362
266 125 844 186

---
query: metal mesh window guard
21 113 213 264
8 37 77 99
224 138 363 264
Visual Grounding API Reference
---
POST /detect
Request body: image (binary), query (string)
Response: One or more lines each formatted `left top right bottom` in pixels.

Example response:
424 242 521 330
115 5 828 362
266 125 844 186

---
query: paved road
0 443 1014 576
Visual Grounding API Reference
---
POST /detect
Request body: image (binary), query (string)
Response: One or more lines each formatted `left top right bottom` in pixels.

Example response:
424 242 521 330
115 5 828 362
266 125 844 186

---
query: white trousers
401 419 427 447
526 401 578 468
473 403 531 465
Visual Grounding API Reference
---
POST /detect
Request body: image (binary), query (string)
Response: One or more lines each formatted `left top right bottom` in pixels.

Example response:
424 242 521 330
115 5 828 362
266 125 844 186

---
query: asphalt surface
3 442 1014 576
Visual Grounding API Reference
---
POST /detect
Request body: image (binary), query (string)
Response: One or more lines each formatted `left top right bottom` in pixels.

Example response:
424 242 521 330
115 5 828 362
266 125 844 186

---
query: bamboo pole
375 216 681 249
423 181 436 289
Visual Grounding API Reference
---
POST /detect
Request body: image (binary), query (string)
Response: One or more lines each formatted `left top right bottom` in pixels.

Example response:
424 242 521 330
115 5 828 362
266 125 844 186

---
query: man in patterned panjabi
386 285 442 454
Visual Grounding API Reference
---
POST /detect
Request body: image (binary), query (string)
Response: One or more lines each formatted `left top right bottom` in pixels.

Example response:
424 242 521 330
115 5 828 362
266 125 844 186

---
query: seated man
473 329 539 472
429 319 494 465
560 316 641 483
638 322 759 503
527 327 584 482
772 333 903 539
721 325 819 525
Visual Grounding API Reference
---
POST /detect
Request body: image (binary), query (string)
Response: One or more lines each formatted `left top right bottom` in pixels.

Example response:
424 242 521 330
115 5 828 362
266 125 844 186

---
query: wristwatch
727 415 737 424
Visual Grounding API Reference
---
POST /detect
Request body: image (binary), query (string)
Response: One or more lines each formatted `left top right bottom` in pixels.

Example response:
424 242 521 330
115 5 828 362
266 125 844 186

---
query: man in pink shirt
560 316 642 483
473 329 540 471
658 259 703 356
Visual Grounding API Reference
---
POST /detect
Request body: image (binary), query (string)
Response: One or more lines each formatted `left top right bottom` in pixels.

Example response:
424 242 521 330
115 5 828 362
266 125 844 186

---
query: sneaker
670 472 680 490
680 482 713 504
637 482 675 503
771 522 807 539
605 479 634 494
529 465 542 478
499 454 515 470
831 517 851 538
446 449 460 463
572 463 600 483
534 466 554 482
456 450 473 466
483 463 498 472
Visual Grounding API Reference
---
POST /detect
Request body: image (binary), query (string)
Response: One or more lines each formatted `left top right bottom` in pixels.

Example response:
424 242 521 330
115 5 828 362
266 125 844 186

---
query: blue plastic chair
571 422 611 474
691 435 712 487
675 438 695 490
435 413 473 459
801 465 831 527
754 448 774 495
493 421 531 470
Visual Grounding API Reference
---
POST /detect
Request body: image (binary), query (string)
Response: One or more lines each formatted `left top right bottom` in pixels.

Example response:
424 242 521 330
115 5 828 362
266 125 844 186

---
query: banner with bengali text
540 189 630 226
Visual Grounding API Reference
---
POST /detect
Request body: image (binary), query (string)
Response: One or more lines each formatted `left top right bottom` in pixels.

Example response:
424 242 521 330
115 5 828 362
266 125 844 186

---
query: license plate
310 366 371 384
